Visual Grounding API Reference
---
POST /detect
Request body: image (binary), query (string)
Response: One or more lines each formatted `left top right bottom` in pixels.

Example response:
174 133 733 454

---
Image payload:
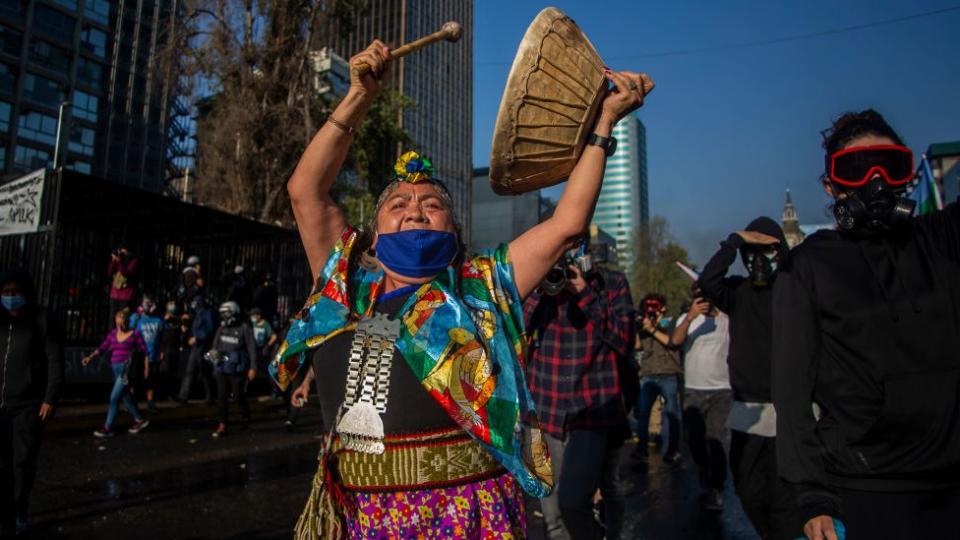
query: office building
0 0 176 191
590 114 648 271
470 166 538 253
331 0 473 243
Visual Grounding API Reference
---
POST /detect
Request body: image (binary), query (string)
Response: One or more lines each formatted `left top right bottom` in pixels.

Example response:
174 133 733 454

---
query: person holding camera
671 284 731 512
632 293 682 465
107 246 137 319
208 301 257 438
525 248 636 540
698 217 800 538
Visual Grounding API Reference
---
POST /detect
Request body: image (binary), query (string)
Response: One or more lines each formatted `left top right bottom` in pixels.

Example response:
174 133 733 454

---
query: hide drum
489 7 607 195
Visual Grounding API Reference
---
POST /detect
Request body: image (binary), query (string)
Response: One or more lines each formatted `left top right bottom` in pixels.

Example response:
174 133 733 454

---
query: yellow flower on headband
394 151 434 184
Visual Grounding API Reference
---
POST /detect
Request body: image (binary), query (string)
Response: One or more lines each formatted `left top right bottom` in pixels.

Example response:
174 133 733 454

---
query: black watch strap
586 133 617 157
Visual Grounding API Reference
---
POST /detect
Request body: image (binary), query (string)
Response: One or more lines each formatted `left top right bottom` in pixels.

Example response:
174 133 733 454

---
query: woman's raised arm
509 70 653 299
287 41 391 282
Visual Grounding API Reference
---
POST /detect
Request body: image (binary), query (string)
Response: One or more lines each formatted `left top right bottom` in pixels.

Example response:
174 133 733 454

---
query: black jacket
772 202 960 523
0 306 62 410
699 217 788 403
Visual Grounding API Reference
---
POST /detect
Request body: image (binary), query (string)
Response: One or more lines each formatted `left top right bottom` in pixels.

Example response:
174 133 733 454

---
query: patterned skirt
346 472 526 539
295 428 527 539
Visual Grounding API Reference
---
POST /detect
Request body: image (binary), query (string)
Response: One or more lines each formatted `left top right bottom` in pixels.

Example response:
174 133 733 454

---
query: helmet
186 255 201 266
218 301 240 320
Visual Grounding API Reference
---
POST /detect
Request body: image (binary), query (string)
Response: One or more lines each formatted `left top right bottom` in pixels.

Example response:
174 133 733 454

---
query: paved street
26 398 759 539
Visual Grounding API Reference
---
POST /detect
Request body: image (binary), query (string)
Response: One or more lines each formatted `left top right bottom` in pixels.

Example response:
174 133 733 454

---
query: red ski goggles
827 145 914 188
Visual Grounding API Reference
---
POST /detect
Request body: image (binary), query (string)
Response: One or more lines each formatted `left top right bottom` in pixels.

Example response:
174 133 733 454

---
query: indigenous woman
273 40 652 538
772 110 960 540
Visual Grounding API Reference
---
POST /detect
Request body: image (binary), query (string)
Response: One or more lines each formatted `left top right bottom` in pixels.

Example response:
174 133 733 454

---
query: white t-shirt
676 312 730 390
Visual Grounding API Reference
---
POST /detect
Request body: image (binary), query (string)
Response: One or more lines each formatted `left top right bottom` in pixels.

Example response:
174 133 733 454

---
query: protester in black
208 301 257 437
773 110 960 540
177 295 216 404
699 218 800 538
0 270 62 537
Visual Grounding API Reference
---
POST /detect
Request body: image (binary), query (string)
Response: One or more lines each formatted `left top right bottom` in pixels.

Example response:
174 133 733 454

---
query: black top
772 202 960 523
0 307 62 410
312 288 458 434
698 217 788 402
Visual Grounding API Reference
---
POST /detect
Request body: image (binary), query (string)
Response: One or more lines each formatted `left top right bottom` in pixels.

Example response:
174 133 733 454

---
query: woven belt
329 428 505 492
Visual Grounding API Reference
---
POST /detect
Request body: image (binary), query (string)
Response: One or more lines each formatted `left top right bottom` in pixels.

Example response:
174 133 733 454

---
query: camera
541 254 593 296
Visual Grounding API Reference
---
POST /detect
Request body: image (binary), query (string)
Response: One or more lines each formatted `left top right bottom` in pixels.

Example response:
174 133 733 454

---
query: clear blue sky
472 0 960 265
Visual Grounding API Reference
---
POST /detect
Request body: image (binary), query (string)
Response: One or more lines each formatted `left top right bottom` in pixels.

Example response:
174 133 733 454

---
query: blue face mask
375 230 459 278
2 294 26 311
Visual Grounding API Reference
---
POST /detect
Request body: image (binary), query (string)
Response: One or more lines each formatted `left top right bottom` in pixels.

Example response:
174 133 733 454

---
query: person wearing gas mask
524 244 636 540
670 284 731 512
773 109 960 540
207 301 257 438
698 218 799 534
632 293 683 465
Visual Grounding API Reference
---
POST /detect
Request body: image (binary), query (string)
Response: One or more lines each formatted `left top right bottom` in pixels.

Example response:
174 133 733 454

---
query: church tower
782 189 806 248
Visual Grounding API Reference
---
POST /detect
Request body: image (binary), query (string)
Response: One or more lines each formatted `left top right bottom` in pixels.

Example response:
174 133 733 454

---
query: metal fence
0 169 312 346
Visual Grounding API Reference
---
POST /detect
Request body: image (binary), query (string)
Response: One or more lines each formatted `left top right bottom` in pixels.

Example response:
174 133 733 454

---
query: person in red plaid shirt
525 252 636 540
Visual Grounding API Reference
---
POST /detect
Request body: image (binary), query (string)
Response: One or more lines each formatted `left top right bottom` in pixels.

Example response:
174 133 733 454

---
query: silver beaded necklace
335 312 401 455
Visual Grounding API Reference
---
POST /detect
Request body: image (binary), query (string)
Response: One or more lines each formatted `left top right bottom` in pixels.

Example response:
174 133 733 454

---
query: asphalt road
23 399 760 539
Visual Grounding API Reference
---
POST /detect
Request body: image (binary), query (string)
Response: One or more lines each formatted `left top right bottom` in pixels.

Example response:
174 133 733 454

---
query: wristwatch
586 133 617 157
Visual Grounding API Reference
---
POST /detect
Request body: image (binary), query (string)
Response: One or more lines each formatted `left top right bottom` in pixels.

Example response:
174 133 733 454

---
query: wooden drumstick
352 21 463 77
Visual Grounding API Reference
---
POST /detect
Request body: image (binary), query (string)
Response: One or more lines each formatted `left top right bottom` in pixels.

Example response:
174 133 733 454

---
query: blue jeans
105 363 143 429
634 374 681 455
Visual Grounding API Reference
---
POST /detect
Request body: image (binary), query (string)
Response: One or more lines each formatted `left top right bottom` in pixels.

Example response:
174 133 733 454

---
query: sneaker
128 419 150 434
212 423 227 438
93 427 114 438
704 488 724 511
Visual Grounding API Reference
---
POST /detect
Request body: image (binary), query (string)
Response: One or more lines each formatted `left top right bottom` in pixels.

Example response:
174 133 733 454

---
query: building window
0 100 9 132
84 0 110 24
0 146 5 171
0 25 21 56
32 5 76 41
51 0 77 11
17 111 58 145
0 62 14 95
80 25 106 57
29 39 70 77
0 0 25 23
22 74 64 109
72 90 98 122
68 124 95 156
76 57 103 88
66 158 90 174
14 145 50 171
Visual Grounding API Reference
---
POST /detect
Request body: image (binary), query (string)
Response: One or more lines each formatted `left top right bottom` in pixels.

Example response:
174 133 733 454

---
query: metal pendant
337 401 385 455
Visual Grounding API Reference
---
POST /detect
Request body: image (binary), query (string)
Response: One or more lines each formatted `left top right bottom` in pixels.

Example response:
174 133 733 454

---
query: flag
675 261 699 281
911 155 944 216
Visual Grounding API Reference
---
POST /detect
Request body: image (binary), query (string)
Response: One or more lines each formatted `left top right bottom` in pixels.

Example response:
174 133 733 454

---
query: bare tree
161 0 411 225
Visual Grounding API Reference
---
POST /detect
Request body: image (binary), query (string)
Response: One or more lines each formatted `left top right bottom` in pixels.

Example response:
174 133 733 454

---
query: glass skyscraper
0 0 175 191
331 0 473 243
591 114 648 272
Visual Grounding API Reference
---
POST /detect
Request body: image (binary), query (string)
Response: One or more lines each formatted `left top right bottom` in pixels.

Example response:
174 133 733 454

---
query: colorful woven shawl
270 227 552 498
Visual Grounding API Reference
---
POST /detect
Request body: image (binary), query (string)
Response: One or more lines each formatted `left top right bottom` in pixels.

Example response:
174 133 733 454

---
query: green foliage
629 217 698 318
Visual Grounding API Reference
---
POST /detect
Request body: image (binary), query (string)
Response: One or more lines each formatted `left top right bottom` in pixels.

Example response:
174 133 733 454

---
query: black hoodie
0 270 62 411
772 202 960 523
698 216 788 403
